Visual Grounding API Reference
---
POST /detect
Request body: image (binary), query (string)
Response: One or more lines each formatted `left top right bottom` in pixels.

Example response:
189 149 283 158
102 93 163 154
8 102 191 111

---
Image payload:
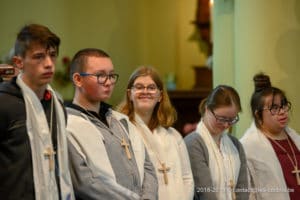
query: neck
212 133 222 147
36 88 47 100
202 118 222 147
21 74 47 100
261 127 287 140
136 110 152 128
73 94 100 113
27 83 47 100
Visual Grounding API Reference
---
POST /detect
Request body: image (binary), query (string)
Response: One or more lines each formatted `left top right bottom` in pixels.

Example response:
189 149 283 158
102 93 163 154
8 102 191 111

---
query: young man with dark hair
0 24 74 200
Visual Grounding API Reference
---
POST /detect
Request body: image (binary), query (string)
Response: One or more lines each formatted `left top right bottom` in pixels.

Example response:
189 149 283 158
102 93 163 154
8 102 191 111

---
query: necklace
223 141 236 200
269 135 300 185
137 123 170 185
204 125 236 200
79 103 132 160
44 95 56 171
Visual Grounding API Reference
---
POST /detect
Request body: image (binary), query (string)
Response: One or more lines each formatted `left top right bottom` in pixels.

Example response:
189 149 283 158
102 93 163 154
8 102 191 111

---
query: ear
127 89 133 101
158 93 162 102
254 110 263 124
202 105 210 116
204 105 209 112
73 73 82 87
254 110 259 118
12 56 23 70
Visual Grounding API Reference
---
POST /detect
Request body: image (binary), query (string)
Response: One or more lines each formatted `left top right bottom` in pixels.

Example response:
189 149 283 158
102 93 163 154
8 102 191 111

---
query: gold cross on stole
158 163 170 185
292 166 300 185
44 147 56 171
229 179 236 200
121 138 132 160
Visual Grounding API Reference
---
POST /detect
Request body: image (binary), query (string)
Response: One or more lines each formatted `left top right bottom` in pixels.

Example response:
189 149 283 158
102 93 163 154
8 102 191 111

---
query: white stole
241 122 300 200
134 114 168 167
16 75 74 200
196 120 240 200
67 109 145 199
134 114 194 200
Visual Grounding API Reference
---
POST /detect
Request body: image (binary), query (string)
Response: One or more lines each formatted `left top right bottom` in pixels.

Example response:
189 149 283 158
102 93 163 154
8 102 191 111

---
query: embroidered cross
292 166 300 185
44 147 56 171
158 163 170 185
121 138 132 160
229 179 236 200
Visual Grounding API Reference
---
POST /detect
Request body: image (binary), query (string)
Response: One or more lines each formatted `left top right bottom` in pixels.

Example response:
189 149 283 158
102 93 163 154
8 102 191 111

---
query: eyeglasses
131 84 159 94
79 72 119 84
211 110 239 125
262 102 291 115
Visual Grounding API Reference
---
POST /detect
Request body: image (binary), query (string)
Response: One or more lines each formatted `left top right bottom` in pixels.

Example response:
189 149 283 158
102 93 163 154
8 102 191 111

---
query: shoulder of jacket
111 110 129 120
228 134 242 148
166 127 184 141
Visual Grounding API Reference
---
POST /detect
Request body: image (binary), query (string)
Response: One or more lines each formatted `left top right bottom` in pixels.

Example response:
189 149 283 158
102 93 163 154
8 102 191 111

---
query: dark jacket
0 78 35 199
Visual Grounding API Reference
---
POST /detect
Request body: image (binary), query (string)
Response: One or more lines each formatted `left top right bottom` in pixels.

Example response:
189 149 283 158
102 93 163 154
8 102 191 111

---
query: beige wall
0 0 206 105
4 0 297 135
213 0 300 136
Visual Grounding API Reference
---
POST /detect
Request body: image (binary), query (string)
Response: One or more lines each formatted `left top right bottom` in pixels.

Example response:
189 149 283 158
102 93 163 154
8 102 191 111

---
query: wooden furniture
168 88 210 137
168 66 212 136
193 66 212 89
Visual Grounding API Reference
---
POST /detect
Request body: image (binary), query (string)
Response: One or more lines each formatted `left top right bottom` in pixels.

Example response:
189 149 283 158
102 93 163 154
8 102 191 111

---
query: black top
67 102 111 127
0 78 64 200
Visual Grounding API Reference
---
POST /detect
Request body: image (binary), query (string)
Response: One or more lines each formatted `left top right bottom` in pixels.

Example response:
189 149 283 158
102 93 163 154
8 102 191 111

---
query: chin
40 80 52 85
279 124 288 129
101 95 111 101
139 105 152 111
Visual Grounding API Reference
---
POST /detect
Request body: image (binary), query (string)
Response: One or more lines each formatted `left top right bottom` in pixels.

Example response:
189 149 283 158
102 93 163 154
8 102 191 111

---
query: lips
42 72 54 78
103 90 112 95
138 97 153 101
138 94 153 98
278 116 288 124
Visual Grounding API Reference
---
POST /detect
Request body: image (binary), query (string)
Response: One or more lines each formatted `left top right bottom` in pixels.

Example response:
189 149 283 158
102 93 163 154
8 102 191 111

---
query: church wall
213 0 300 136
0 0 205 106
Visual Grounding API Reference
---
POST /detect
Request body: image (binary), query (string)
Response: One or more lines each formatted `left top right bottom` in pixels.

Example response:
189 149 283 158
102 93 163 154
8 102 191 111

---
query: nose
279 107 289 115
222 122 231 129
142 87 149 92
44 55 54 67
102 76 113 85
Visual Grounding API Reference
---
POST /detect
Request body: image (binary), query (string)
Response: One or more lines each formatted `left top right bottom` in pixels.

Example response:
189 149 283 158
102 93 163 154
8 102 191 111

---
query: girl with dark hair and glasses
184 85 249 200
241 73 300 200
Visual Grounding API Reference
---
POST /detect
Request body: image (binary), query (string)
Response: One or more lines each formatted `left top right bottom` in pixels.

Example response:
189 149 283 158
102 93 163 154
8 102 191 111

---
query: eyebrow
93 70 115 74
134 83 156 85
214 113 238 119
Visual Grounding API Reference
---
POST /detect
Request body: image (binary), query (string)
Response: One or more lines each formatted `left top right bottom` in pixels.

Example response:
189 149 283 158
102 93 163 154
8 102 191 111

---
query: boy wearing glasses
66 48 158 200
241 73 300 200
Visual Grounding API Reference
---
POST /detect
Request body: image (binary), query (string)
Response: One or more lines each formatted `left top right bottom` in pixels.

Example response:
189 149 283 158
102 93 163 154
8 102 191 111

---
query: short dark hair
14 24 60 57
69 48 110 81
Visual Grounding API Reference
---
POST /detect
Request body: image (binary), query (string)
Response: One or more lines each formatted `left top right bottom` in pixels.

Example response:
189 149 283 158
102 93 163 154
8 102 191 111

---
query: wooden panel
193 66 212 89
168 88 210 137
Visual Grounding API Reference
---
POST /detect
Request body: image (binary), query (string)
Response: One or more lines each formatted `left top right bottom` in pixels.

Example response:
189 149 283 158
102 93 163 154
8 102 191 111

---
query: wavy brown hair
117 66 177 131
